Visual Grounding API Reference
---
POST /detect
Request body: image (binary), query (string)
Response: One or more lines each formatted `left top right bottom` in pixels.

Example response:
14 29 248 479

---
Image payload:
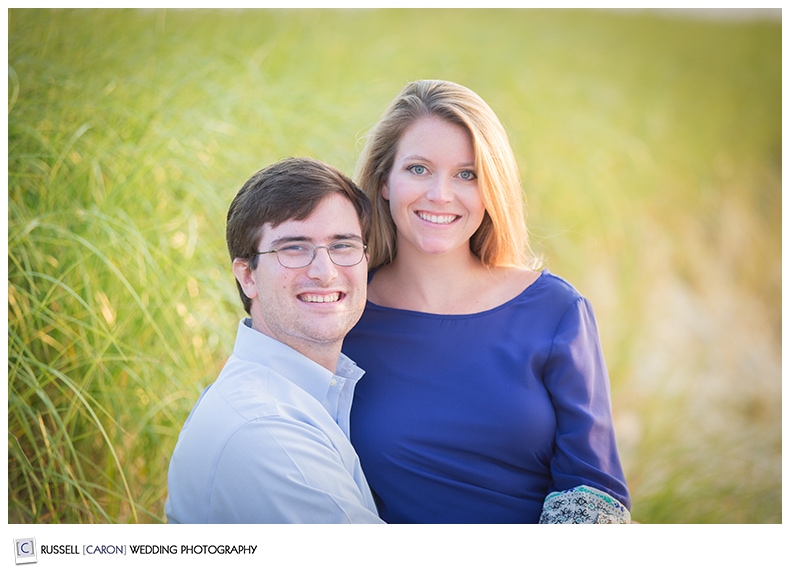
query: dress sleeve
208 417 384 524
542 296 631 513
539 485 631 523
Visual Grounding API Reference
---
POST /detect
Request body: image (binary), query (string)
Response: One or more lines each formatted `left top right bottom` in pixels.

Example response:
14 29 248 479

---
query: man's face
234 194 368 363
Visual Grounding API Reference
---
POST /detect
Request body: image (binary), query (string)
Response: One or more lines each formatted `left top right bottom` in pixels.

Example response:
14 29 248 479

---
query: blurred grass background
7 8 781 523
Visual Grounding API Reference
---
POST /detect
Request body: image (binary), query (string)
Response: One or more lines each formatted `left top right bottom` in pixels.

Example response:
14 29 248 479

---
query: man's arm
207 416 384 523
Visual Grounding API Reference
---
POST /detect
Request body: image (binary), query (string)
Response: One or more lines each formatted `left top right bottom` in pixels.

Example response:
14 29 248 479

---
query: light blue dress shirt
165 319 383 523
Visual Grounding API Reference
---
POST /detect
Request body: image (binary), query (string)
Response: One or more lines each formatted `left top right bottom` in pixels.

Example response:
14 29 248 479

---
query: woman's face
383 116 485 260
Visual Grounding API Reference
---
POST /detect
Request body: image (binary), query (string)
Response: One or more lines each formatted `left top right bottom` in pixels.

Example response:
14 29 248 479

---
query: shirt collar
232 318 364 407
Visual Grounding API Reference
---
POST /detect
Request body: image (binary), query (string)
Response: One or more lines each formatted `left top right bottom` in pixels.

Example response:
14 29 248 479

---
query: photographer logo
14 538 37 565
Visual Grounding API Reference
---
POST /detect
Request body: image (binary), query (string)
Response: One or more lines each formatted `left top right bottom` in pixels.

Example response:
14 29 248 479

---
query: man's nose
306 246 339 281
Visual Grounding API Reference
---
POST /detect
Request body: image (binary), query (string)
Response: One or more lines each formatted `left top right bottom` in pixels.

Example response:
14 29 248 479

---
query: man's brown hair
226 157 371 313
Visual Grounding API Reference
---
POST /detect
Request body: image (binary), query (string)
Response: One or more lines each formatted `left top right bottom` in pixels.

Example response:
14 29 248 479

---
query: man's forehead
260 218 362 245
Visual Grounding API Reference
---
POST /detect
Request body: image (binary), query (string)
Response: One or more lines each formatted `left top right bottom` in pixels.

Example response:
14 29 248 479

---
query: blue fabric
166 319 382 523
342 270 630 524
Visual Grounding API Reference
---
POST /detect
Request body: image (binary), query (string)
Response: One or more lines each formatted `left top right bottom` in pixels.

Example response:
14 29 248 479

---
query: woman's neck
368 241 541 315
370 247 496 314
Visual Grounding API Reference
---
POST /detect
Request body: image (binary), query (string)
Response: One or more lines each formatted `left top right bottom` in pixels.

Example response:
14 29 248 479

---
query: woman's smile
384 116 485 258
415 211 460 225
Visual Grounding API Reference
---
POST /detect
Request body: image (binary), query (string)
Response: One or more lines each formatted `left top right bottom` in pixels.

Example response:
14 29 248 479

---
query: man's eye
280 244 310 252
330 241 362 252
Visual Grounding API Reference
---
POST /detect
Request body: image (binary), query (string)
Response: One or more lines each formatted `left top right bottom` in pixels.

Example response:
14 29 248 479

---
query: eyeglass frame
254 239 368 269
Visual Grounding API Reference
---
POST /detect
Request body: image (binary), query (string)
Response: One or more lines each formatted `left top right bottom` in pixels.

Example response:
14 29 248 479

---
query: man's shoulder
211 357 291 418
208 355 335 424
177 369 321 458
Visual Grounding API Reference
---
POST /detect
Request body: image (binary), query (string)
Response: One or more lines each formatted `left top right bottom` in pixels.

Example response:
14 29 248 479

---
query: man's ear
232 258 258 300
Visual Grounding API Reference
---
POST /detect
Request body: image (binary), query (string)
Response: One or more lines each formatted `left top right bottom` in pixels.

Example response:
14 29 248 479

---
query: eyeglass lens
274 241 365 268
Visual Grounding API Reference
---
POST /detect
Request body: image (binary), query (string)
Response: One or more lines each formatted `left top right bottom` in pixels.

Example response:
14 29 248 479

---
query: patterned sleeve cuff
538 485 631 524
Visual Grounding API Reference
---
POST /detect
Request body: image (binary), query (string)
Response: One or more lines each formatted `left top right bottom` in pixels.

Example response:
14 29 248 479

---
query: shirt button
330 378 337 387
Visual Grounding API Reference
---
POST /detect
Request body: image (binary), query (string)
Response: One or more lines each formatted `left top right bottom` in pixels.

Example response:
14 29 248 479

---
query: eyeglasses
256 239 367 269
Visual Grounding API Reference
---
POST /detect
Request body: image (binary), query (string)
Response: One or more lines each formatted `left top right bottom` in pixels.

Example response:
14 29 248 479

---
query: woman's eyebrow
400 154 475 169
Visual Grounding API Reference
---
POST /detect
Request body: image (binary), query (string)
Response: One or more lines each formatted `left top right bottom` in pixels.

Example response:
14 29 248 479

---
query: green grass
7 8 781 523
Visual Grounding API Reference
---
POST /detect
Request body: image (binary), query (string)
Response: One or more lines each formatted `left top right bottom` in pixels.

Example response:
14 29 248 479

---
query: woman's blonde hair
355 79 541 270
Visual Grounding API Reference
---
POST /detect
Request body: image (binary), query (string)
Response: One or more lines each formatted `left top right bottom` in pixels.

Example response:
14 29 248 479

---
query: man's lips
297 292 343 303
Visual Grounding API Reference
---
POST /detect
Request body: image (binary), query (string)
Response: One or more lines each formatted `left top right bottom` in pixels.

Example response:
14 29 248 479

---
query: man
165 157 382 523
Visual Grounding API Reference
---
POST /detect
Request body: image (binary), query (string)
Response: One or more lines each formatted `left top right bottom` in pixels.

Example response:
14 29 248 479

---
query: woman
343 79 631 523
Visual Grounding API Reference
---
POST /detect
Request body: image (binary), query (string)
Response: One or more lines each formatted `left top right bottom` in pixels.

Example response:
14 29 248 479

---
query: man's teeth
300 293 341 303
418 212 458 224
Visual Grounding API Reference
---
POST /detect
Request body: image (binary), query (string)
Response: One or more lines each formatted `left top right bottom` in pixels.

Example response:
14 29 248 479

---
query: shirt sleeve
542 296 631 509
206 416 384 523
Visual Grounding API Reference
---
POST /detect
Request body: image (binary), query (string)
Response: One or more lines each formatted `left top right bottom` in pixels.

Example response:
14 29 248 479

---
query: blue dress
342 270 631 523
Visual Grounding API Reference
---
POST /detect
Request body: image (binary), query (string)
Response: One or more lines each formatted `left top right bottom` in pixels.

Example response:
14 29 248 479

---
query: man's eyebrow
268 233 363 247
330 233 364 242
269 235 311 247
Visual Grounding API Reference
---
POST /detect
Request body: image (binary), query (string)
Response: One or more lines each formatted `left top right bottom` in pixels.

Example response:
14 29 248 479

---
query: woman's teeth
418 212 458 224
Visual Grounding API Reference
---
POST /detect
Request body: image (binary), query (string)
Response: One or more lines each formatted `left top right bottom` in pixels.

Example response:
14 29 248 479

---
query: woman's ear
381 181 390 201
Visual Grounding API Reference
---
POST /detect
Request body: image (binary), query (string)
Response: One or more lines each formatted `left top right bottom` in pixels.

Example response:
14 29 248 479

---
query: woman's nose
426 177 453 203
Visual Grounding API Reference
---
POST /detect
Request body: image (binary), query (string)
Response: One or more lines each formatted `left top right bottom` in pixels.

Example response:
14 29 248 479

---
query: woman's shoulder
493 267 580 301
508 269 593 318
532 269 584 298
487 266 542 305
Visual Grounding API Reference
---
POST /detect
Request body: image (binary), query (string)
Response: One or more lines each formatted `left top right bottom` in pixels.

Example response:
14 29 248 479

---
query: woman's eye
407 165 427 176
458 170 477 181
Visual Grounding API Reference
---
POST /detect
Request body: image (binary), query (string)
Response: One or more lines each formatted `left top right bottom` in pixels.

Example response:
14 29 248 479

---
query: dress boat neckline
364 269 549 319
